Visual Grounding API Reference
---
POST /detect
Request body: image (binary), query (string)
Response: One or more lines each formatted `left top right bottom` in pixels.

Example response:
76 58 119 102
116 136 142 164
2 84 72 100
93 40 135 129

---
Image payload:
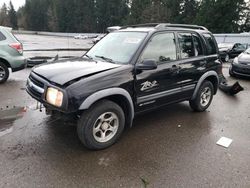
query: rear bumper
10 56 27 72
12 61 26 72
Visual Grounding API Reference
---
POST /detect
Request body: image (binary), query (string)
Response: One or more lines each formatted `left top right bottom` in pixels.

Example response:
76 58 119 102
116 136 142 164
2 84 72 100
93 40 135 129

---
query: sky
0 0 25 10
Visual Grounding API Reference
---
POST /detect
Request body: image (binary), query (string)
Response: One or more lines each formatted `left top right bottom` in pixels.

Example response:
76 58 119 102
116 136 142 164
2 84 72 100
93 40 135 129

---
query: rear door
175 32 206 98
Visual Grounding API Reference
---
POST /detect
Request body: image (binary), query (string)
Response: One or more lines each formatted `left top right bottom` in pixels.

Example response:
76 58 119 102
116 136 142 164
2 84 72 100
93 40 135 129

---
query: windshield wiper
82 54 97 63
95 55 116 64
83 54 93 60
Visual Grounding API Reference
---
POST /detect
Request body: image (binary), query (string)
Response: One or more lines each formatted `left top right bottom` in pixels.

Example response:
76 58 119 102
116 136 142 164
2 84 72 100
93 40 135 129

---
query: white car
92 35 105 44
74 34 88 39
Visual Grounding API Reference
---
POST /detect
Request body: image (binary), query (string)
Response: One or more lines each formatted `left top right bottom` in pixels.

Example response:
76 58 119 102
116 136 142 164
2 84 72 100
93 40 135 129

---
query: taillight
9 43 23 54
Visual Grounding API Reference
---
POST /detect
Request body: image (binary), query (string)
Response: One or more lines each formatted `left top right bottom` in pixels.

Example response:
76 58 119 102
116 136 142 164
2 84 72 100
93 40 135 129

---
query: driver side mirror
136 59 157 70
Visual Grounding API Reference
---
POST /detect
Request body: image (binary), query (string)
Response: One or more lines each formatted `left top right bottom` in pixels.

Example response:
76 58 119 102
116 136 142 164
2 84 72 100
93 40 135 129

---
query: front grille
27 84 43 100
26 74 45 101
29 74 44 88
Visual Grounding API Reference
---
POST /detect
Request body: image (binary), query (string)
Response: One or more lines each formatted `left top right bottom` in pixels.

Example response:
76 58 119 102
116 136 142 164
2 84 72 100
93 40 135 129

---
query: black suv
26 23 222 150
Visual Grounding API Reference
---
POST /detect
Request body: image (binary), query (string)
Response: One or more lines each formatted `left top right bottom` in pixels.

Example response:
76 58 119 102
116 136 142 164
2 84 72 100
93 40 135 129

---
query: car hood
33 58 122 85
238 53 250 63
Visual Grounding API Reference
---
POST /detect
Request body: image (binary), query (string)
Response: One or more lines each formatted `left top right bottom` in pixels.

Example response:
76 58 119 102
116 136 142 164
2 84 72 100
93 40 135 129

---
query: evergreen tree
195 0 246 33
25 0 49 31
74 0 96 32
11 0 250 33
95 0 129 32
128 0 151 24
141 0 172 23
179 0 198 24
0 3 10 26
8 1 18 29
17 6 26 29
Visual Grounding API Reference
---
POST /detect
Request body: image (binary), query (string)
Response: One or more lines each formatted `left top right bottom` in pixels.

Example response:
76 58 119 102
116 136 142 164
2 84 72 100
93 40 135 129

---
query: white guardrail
214 33 250 44
12 30 101 38
12 30 250 44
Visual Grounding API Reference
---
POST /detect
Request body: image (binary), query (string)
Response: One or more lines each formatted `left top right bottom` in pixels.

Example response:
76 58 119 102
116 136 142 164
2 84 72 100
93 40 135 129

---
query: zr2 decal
140 80 159 91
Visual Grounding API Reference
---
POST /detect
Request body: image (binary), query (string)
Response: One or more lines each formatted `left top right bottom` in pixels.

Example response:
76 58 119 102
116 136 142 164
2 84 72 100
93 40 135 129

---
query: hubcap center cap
101 122 109 130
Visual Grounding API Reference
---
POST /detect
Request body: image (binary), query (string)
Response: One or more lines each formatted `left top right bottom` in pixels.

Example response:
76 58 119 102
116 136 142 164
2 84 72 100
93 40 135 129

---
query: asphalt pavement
0 35 250 187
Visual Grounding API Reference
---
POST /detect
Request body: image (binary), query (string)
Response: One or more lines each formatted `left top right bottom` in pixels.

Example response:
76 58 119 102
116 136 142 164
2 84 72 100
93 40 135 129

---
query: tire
77 100 125 150
224 54 229 62
0 62 9 84
189 81 214 112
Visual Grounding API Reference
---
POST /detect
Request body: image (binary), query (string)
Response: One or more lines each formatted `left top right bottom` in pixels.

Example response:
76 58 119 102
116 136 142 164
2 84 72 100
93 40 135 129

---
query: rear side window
0 31 6 41
202 33 217 55
192 33 203 56
178 33 195 58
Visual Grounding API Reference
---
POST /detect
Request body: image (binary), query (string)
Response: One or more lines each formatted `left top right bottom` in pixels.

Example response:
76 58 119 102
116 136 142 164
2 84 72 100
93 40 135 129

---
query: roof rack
120 23 163 29
120 23 208 31
156 24 208 30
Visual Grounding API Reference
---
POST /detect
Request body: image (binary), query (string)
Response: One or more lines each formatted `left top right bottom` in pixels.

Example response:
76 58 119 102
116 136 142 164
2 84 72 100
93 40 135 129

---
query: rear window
202 33 217 55
0 31 6 41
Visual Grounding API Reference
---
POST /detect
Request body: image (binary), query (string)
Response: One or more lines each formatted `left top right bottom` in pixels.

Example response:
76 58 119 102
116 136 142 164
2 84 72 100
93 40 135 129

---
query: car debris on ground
219 74 244 95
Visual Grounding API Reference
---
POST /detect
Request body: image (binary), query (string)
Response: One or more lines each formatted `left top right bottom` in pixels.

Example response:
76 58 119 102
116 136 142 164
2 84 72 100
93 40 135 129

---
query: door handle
171 65 181 70
171 65 181 74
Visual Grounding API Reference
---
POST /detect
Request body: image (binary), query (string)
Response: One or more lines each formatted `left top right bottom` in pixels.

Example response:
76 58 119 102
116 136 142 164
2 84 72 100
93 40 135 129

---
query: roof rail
156 24 208 30
120 23 208 31
120 23 163 29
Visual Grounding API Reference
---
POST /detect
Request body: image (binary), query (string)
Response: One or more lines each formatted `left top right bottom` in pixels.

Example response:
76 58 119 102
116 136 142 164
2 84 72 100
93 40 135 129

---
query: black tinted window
178 33 195 58
141 33 177 63
203 33 217 55
192 33 203 56
0 32 6 41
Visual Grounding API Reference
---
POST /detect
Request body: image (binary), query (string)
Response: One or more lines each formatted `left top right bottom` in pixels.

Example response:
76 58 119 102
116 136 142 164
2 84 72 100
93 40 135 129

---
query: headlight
46 87 63 107
233 57 238 64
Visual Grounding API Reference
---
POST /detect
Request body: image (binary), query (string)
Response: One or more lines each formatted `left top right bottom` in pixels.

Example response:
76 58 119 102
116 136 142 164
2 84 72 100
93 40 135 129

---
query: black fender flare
79 88 134 127
191 71 219 100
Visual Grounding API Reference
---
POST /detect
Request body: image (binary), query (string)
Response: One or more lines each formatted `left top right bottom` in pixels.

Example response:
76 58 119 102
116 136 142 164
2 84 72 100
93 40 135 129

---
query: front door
135 32 182 112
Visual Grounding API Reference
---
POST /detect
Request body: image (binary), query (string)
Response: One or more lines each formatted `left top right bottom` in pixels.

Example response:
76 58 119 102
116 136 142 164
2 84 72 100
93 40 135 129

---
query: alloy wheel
0 66 6 81
93 112 119 143
200 87 212 107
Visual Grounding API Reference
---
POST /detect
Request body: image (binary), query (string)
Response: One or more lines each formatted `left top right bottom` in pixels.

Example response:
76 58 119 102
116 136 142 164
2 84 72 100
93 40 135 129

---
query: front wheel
0 62 9 84
189 81 214 112
77 100 125 150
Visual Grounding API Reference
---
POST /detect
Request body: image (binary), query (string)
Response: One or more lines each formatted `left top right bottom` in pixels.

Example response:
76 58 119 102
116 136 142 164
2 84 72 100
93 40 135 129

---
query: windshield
86 32 147 64
218 43 234 48
245 48 250 54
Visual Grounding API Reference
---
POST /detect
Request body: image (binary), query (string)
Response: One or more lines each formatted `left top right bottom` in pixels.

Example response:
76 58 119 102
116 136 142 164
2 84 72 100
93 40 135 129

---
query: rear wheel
0 62 9 84
77 100 125 150
189 81 214 112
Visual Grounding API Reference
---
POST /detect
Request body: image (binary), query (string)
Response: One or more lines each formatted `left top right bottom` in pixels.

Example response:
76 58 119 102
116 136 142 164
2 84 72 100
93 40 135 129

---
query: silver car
0 26 26 83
